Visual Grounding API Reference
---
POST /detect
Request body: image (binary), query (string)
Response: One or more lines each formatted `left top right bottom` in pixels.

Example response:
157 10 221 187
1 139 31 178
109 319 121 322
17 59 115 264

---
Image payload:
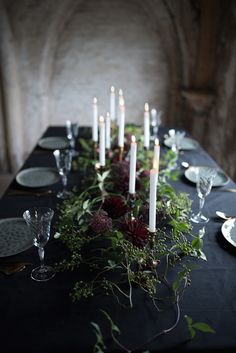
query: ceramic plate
221 218 236 247
16 167 60 188
184 166 229 187
164 137 199 150
0 218 32 257
38 137 69 150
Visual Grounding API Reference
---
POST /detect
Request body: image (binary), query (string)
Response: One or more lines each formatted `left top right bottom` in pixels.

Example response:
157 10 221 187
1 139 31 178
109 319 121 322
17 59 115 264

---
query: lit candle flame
155 138 159 146
119 88 123 96
106 112 110 118
144 103 149 112
93 97 97 104
111 86 115 93
99 115 104 123
131 135 136 143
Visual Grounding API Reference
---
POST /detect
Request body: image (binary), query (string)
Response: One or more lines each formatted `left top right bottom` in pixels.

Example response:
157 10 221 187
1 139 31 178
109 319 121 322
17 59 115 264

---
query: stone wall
0 0 236 180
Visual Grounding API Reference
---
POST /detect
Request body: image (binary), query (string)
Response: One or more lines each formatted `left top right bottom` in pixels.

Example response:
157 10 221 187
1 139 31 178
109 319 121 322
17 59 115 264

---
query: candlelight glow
110 86 115 93
93 97 97 104
99 116 104 123
120 96 125 107
119 89 123 96
131 135 136 143
155 138 159 146
106 112 110 118
144 103 149 112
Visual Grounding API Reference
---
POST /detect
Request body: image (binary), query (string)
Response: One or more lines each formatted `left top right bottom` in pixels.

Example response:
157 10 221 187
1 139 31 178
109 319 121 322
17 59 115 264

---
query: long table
0 127 236 353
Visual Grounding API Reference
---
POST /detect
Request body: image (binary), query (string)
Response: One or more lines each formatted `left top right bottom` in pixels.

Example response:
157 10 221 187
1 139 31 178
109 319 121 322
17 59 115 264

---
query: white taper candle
118 96 125 148
129 135 137 194
105 112 111 149
144 103 150 149
92 97 98 142
153 138 160 170
117 89 123 126
110 86 116 121
99 116 105 167
149 169 158 232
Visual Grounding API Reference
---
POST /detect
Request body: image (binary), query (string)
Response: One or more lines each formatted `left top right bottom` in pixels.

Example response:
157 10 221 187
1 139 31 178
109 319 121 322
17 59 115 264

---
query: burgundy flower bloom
90 210 112 234
102 195 127 219
120 218 149 248
140 170 150 178
111 161 130 178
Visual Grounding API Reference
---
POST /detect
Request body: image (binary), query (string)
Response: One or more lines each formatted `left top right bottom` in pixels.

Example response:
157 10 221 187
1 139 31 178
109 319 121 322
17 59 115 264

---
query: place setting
163 128 199 151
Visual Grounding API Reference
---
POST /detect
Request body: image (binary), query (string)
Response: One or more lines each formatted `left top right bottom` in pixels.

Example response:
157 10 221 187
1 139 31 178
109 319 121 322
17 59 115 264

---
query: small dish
221 218 236 247
38 137 69 150
16 167 60 188
164 137 199 150
184 166 229 187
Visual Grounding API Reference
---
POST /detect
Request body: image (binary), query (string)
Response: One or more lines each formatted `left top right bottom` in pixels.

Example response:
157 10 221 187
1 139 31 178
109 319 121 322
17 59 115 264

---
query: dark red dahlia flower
120 218 149 248
90 210 112 234
102 195 127 219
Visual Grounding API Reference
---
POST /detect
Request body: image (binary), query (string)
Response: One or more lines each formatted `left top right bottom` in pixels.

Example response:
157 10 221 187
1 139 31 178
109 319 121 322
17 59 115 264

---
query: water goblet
66 120 79 157
53 149 72 199
23 207 55 282
191 167 216 224
167 129 185 169
151 109 162 140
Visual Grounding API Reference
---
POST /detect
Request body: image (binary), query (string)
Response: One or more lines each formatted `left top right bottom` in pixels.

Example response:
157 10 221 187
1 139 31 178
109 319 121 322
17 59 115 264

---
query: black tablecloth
0 127 236 353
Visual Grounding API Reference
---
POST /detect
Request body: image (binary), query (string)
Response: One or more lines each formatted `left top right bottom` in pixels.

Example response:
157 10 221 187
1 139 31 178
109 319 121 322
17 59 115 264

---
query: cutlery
181 161 190 169
215 211 235 220
0 262 32 275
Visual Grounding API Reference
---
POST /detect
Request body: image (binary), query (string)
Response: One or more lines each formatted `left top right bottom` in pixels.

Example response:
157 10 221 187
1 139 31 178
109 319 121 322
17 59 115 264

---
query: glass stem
197 197 205 216
38 247 45 268
62 174 67 190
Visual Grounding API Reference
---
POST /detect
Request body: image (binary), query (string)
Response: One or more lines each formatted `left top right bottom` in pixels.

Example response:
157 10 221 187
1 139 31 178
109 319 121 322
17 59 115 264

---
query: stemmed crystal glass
151 109 162 140
23 207 55 282
168 129 185 169
53 149 72 199
66 120 79 157
191 167 216 224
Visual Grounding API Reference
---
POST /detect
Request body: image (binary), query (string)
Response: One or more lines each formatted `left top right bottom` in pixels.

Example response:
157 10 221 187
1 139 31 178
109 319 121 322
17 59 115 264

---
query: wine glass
151 109 162 140
66 120 79 157
23 207 55 282
53 149 72 199
191 167 216 224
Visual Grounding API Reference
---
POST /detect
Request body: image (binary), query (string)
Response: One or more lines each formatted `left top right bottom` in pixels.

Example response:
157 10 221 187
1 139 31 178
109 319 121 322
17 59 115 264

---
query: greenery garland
56 125 214 352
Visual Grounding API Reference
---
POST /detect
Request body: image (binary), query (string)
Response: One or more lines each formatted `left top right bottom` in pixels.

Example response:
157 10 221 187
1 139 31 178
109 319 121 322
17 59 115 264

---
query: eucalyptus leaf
192 322 215 333
83 200 90 210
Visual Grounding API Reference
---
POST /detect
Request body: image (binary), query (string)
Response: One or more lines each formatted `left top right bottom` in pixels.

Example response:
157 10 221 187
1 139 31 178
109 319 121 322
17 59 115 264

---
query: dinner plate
184 166 229 187
16 167 60 188
221 218 236 247
0 218 32 257
164 137 199 150
38 137 69 150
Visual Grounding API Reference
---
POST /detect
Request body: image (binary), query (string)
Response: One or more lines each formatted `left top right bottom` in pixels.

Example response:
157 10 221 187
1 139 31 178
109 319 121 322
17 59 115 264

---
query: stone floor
0 174 13 197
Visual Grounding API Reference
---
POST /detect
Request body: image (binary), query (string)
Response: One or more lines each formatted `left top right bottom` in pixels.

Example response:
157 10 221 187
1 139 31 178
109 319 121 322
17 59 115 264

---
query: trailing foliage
55 125 213 351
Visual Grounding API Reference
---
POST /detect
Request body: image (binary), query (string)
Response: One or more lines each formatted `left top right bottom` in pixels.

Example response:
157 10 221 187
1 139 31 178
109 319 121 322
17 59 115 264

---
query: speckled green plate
16 167 60 188
0 218 32 257
221 218 236 247
164 137 199 150
38 137 69 150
